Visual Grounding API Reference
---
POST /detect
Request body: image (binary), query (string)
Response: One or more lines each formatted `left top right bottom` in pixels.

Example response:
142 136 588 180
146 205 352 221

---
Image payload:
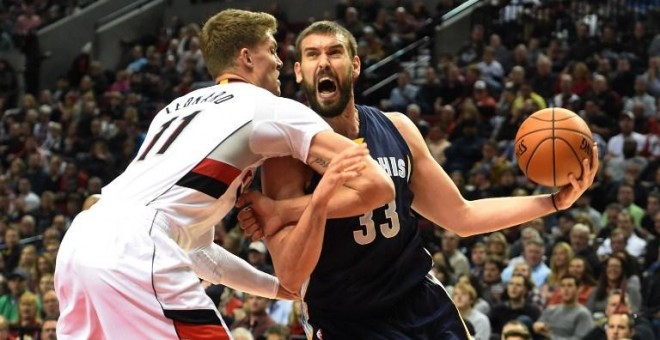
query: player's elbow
443 202 474 238
372 175 395 207
364 164 395 208
277 270 305 295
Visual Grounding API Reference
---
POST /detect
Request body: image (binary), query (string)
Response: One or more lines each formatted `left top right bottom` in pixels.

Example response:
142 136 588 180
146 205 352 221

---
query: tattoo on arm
311 158 329 168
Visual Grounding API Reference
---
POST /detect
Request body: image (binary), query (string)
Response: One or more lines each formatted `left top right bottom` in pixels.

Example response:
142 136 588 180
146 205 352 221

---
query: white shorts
54 204 232 339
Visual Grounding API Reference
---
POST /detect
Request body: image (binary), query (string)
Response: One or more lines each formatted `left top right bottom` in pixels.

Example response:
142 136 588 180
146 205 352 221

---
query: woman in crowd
541 242 574 305
587 253 642 314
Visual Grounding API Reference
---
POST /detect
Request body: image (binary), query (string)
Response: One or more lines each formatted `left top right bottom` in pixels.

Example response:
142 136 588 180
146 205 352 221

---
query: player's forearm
187 243 279 298
424 194 555 237
266 194 331 293
276 159 393 223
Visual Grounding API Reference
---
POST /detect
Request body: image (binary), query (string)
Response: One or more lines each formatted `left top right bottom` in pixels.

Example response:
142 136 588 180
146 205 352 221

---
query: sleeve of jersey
250 97 331 162
188 243 279 299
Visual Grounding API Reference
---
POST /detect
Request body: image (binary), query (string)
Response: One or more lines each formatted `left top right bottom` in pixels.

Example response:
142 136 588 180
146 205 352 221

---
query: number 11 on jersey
138 110 201 161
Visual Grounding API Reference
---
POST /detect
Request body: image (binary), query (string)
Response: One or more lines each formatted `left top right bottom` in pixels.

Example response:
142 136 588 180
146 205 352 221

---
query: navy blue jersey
303 105 433 320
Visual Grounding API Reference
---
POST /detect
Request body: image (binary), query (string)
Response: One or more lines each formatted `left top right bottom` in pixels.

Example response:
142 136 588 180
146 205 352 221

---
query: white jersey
101 82 330 248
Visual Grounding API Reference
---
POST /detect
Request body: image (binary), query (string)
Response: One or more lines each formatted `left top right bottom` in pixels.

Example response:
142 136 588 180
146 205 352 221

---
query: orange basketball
514 107 593 187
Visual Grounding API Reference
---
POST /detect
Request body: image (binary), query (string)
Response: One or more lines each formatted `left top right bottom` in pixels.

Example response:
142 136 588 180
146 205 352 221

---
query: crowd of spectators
0 0 658 339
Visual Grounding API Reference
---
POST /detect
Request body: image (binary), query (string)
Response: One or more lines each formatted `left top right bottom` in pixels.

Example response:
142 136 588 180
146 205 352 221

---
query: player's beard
302 68 352 118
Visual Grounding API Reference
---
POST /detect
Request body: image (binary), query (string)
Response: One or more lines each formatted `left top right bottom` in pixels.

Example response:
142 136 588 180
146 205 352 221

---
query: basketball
514 107 593 187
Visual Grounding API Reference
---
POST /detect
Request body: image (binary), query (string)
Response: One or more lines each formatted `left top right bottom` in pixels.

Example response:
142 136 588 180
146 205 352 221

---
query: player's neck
215 72 249 85
326 99 359 140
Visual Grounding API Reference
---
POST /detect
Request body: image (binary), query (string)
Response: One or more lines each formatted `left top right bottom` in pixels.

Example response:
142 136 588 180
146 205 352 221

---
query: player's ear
240 48 253 67
294 62 303 83
352 55 361 80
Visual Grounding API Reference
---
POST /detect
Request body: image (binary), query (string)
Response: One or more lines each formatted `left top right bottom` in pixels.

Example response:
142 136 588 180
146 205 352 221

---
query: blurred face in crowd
606 313 633 340
560 277 578 304
647 196 659 215
42 290 59 318
605 293 624 317
451 286 472 310
610 233 627 253
501 322 529 340
4 229 18 247
483 261 501 283
552 246 570 268
40 319 57 340
246 294 269 314
471 244 486 266
513 262 531 279
295 31 359 118
570 229 590 251
606 257 624 283
568 258 586 280
507 275 527 302
616 212 635 237
523 243 544 267
442 231 459 253
18 296 36 322
0 317 8 340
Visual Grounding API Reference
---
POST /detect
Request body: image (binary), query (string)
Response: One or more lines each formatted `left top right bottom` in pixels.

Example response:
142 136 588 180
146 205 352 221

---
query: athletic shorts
54 204 231 339
305 275 470 340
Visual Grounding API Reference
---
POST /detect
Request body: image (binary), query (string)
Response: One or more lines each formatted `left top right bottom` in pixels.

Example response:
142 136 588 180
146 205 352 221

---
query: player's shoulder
381 111 418 135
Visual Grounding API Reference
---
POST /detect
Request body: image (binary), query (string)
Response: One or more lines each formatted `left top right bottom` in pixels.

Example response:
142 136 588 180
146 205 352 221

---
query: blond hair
200 9 277 77
453 282 477 306
548 241 574 286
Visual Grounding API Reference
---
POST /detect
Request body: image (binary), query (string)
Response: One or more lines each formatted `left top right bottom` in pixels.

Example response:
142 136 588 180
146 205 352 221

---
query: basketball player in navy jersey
238 21 598 339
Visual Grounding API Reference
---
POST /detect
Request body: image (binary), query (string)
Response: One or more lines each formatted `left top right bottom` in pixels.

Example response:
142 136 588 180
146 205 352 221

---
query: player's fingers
331 153 367 174
590 143 599 174
244 223 262 238
251 230 264 241
237 209 256 227
338 170 362 182
567 172 580 189
236 191 258 209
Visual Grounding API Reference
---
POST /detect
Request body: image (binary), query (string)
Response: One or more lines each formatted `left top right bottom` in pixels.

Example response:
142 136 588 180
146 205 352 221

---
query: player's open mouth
317 77 338 99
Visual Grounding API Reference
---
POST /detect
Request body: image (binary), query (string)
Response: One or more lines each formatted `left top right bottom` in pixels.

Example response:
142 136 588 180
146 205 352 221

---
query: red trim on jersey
192 159 241 186
173 321 230 340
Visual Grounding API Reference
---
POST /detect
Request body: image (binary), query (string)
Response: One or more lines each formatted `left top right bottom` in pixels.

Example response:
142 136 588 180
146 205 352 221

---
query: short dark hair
295 21 358 61
560 274 578 286
510 273 533 292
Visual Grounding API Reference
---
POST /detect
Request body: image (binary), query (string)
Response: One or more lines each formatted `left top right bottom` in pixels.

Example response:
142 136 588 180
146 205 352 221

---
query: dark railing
95 0 155 29
363 36 431 78
361 37 430 98
0 235 43 251
361 0 482 100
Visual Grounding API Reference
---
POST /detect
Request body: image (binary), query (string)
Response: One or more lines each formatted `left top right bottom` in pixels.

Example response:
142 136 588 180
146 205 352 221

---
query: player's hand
554 142 599 210
237 192 284 241
311 143 369 207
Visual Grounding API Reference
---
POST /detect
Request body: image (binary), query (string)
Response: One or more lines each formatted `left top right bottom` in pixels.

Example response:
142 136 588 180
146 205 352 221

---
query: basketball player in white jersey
53 9 393 339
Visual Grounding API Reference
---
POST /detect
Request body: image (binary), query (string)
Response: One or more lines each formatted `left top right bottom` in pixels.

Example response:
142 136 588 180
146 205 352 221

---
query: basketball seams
514 107 592 187
515 128 593 142
522 137 553 177
527 115 580 122
554 137 585 179
551 107 556 187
